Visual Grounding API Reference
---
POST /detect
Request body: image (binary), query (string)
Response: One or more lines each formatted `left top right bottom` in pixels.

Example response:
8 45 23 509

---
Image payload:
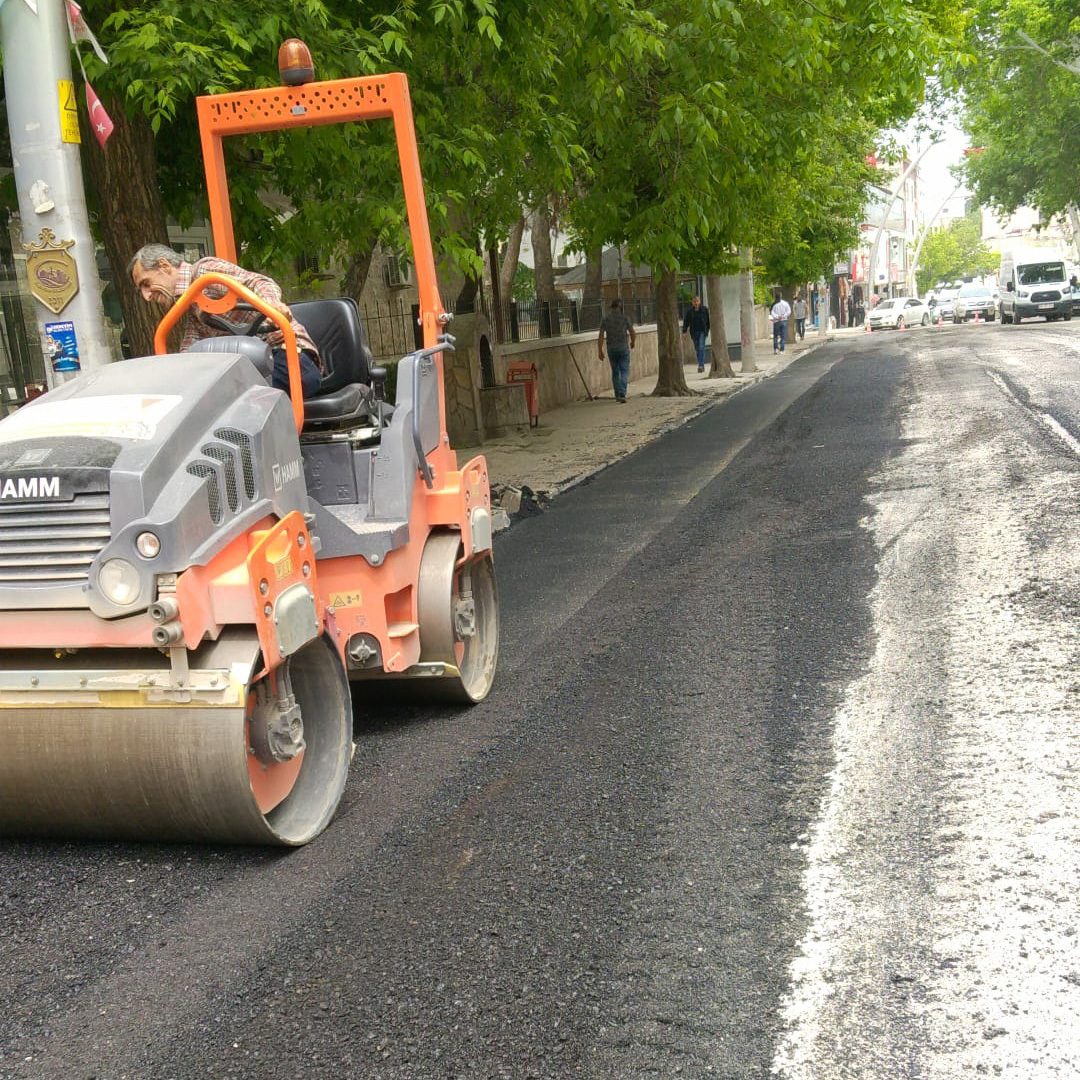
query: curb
492 338 829 529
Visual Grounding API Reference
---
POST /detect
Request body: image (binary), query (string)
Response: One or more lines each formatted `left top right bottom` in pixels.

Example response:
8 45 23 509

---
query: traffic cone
974 310 981 324
864 320 871 333
899 319 906 331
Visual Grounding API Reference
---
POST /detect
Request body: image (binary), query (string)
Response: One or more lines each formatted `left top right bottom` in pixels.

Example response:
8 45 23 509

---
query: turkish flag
85 82 114 147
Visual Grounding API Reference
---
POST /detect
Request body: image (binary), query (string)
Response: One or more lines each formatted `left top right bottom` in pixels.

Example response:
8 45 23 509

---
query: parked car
866 296 930 331
933 288 959 321
953 284 997 322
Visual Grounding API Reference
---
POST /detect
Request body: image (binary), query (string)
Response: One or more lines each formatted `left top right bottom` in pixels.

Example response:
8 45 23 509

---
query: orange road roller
0 64 498 845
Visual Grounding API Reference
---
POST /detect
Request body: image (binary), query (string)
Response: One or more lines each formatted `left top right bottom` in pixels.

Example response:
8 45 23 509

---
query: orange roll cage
195 73 446 348
154 273 305 431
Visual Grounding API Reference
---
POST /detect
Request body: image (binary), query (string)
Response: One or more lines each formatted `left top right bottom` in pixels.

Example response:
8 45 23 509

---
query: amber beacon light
278 39 315 86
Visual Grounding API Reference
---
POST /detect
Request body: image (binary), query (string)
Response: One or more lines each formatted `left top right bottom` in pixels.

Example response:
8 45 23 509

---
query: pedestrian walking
793 294 808 341
770 290 792 354
598 298 636 403
681 295 710 373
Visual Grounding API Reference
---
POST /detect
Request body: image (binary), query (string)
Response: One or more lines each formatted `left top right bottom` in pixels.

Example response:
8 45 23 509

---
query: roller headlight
98 558 141 606
135 531 161 559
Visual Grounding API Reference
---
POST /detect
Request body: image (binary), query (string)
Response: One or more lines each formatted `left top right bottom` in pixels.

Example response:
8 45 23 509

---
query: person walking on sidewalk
681 295 710 373
793 294 808 341
770 290 792 354
598 298 636 403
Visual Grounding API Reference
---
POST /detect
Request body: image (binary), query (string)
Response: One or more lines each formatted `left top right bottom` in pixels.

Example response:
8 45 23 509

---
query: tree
958 0 1080 221
915 211 996 292
560 0 963 395
77 0 585 350
705 274 734 379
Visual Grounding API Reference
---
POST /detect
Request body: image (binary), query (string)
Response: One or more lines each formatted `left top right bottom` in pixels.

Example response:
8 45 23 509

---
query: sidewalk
472 330 844 512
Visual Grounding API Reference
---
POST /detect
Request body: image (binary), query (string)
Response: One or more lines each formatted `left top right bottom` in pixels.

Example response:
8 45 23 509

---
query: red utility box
506 361 539 427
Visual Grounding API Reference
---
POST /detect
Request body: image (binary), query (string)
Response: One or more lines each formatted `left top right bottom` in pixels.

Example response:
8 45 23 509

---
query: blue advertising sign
43 320 81 373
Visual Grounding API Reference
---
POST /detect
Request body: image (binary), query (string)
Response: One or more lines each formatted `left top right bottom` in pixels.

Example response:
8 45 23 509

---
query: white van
999 249 1072 324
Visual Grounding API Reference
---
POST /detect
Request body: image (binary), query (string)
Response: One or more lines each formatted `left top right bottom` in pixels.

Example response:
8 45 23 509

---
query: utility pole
867 141 938 304
2 0 111 386
909 182 964 296
738 247 757 373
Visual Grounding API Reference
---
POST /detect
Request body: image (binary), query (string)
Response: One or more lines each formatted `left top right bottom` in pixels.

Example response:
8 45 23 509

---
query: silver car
953 284 997 322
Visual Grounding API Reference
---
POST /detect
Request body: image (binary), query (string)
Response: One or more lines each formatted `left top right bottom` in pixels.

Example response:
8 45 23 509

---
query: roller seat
291 298 380 431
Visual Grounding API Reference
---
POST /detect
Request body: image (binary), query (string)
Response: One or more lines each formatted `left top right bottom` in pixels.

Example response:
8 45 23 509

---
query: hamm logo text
0 476 61 500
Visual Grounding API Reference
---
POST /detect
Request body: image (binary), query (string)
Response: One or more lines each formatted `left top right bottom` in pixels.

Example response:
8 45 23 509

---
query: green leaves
957 0 1080 219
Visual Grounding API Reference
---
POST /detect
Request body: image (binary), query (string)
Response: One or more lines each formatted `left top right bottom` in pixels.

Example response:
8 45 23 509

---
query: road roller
0 63 498 845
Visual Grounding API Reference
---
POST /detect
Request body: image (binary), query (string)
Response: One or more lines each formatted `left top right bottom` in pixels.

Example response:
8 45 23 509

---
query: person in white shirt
770 291 792 353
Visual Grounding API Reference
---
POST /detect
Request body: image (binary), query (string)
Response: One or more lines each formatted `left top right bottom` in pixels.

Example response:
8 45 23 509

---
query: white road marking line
986 369 1080 458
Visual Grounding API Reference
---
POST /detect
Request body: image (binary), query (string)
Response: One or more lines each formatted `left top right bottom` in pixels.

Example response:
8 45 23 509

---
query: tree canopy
958 0 1080 219
61 0 965 374
915 211 996 292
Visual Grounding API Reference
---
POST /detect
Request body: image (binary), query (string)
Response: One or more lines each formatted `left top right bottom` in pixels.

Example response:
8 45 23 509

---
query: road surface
1 319 1077 1078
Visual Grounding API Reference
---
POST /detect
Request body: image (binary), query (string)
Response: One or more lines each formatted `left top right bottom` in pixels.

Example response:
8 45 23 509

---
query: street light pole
867 141 939 301
909 181 964 295
1 0 111 386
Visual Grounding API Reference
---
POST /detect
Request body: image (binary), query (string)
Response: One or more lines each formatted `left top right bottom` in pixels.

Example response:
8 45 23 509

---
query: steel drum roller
0 632 352 846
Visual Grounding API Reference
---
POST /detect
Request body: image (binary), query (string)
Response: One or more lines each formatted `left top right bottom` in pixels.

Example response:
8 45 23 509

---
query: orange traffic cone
974 310 981 324
864 320 871 333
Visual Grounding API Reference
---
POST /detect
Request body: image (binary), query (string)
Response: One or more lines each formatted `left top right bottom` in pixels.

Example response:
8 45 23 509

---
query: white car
867 296 930 331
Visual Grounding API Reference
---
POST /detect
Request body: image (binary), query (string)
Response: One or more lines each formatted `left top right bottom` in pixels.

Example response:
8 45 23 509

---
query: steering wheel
201 302 270 338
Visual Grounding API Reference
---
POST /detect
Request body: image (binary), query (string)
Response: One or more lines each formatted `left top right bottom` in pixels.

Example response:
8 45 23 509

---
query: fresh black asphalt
0 336 915 1079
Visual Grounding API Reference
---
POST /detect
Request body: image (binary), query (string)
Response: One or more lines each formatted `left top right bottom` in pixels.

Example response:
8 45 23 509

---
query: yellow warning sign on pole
58 79 81 144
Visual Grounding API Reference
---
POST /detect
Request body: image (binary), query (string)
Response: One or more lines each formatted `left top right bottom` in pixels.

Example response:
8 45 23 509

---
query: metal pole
909 181 964 296
2 0 111 386
867 141 938 305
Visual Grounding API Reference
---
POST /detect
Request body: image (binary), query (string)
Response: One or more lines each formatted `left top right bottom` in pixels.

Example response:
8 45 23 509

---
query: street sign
22 228 80 314
58 78 81 143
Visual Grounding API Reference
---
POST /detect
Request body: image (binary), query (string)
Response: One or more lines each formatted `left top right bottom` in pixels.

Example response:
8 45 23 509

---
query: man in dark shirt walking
681 295 710 373
598 299 636 403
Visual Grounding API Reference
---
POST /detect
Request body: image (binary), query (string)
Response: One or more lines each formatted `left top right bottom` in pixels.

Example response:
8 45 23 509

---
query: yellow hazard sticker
273 556 294 580
58 80 81 144
329 591 362 609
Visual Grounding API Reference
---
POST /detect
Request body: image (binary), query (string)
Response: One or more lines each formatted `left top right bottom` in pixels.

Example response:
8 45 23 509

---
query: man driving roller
129 243 323 397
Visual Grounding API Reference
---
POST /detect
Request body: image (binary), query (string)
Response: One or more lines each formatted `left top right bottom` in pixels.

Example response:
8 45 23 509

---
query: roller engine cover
0 351 309 617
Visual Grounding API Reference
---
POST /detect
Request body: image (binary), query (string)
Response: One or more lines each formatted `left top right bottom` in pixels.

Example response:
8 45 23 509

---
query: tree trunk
738 247 758 373
706 273 735 378
531 202 556 304
81 93 169 359
582 244 603 330
342 244 377 302
499 214 525 303
651 268 693 396
455 238 482 311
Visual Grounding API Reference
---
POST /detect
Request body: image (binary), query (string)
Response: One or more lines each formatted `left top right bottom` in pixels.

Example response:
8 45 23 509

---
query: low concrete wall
498 326 660 411
444 304 780 443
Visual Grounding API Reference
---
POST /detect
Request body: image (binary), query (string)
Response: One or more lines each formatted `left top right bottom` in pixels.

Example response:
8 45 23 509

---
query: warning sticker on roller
0 394 182 443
